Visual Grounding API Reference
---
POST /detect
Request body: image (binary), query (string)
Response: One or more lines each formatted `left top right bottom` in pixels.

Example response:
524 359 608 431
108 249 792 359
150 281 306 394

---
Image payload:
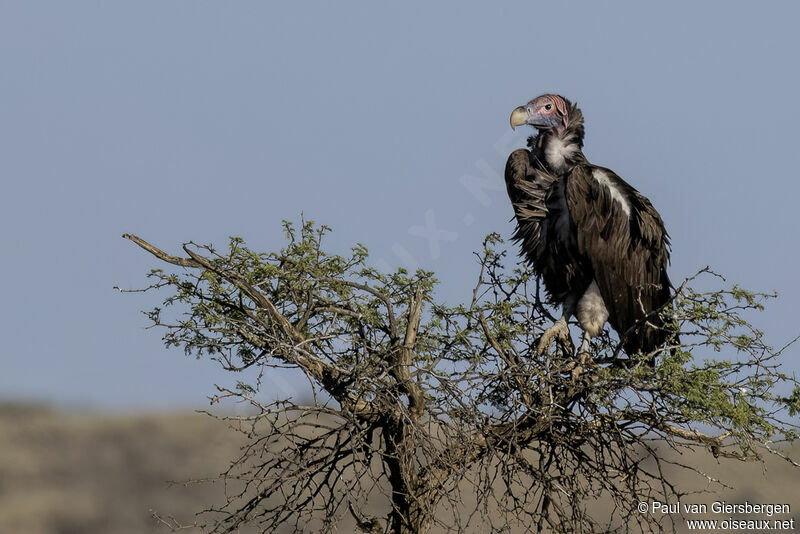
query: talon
537 318 573 356
571 336 596 379
573 344 597 379
571 364 585 380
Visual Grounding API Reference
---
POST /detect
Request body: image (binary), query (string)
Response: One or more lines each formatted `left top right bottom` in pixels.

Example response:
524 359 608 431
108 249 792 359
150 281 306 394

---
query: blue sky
2 2 799 410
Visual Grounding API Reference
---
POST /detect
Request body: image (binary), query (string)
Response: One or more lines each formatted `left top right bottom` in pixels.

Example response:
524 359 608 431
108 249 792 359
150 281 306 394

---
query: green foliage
144 219 436 373
142 220 799 447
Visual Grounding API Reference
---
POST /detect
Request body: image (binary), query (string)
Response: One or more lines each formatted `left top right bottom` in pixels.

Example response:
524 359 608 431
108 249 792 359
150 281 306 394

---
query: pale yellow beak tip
509 106 528 131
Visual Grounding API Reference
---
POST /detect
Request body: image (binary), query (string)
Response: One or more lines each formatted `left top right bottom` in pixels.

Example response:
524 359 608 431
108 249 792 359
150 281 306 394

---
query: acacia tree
123 220 800 534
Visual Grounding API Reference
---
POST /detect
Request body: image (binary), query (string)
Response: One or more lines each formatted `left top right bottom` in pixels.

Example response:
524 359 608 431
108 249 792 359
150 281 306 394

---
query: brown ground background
1 402 797 534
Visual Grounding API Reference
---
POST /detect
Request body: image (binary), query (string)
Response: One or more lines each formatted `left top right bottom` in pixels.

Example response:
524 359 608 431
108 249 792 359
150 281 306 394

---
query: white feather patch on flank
576 281 609 338
592 169 631 217
544 135 579 173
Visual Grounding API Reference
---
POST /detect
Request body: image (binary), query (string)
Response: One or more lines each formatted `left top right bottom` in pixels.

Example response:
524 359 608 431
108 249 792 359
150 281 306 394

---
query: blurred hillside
0 403 797 533
0 403 251 534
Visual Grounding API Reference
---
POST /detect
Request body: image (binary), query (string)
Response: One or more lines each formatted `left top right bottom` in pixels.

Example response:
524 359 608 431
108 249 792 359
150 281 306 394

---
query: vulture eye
544 104 553 111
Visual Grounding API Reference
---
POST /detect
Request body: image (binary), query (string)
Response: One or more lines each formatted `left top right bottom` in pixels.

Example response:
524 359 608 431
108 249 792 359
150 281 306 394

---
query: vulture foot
571 348 595 380
570 335 597 379
537 318 573 357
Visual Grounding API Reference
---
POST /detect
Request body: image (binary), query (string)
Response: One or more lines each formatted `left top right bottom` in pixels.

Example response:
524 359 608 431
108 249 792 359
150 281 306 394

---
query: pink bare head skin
510 93 571 132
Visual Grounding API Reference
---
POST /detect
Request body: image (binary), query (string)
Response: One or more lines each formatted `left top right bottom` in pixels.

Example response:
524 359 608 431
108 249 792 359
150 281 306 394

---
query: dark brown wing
505 149 591 303
565 164 672 355
505 149 554 219
504 149 554 263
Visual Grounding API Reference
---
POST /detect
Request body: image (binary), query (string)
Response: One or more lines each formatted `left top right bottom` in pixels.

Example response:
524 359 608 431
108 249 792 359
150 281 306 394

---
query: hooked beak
510 106 529 130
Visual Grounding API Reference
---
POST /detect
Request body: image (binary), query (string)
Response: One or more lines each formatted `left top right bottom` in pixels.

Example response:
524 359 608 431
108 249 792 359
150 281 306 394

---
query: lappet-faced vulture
505 94 673 369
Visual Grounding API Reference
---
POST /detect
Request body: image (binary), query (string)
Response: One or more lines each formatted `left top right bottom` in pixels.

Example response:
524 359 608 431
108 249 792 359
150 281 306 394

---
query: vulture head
510 94 571 133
